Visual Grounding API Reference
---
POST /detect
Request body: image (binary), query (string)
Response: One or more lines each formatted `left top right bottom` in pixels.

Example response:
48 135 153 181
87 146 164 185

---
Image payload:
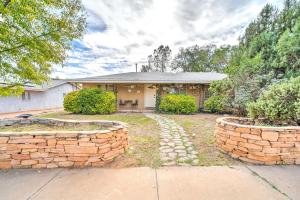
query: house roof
25 79 72 91
0 79 73 92
69 72 227 84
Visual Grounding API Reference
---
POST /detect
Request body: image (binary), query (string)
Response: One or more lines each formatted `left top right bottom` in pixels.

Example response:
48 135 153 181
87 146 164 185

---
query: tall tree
241 4 277 47
207 0 300 116
276 16 300 76
140 65 151 72
211 45 232 72
172 45 202 72
172 45 231 72
140 55 154 72
152 45 171 72
0 0 86 96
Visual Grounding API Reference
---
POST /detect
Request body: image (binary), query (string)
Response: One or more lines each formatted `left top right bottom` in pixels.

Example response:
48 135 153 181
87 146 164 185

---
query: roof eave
68 80 218 84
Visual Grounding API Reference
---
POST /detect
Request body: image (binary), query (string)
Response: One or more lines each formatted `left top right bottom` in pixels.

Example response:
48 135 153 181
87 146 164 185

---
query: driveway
0 165 298 200
0 108 63 119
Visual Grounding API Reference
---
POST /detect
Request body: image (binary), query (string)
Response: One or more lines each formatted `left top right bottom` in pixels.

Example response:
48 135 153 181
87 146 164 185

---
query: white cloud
52 0 283 78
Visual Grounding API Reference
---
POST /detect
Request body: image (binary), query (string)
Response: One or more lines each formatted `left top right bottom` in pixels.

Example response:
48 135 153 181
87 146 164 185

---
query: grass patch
164 113 240 166
0 123 104 132
38 112 161 168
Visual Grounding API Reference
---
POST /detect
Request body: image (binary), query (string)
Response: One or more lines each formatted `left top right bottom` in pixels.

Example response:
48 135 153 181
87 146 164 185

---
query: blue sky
52 0 283 78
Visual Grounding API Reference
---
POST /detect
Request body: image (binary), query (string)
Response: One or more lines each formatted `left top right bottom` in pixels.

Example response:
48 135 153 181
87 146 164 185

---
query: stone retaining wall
215 117 300 165
0 119 128 169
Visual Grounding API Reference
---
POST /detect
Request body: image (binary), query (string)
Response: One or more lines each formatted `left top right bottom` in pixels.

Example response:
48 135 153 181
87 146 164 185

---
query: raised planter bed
215 117 300 165
0 118 128 169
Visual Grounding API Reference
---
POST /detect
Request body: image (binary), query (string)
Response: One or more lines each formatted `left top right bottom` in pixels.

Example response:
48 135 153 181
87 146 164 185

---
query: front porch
82 83 210 111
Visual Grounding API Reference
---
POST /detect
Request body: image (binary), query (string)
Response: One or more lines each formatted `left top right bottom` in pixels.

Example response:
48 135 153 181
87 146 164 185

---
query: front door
144 84 156 108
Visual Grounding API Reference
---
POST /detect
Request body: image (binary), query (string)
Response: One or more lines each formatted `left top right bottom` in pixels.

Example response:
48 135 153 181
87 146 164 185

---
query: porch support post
155 84 162 112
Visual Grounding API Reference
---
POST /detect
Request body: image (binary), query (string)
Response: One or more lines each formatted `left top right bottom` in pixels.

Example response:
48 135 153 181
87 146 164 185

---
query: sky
52 0 283 79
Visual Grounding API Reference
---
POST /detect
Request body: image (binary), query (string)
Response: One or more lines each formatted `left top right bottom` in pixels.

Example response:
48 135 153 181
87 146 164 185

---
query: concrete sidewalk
0 166 298 200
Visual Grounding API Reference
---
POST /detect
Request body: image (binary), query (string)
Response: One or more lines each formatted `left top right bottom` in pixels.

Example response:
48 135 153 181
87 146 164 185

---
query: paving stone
178 163 191 166
177 157 190 162
192 159 199 165
145 113 199 166
187 147 194 151
161 149 174 153
168 152 177 159
187 154 198 159
174 146 185 150
162 161 176 166
167 142 175 147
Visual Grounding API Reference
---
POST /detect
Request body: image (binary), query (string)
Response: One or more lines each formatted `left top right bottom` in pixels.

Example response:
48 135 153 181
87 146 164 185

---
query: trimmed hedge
247 77 300 125
63 88 116 115
159 94 197 114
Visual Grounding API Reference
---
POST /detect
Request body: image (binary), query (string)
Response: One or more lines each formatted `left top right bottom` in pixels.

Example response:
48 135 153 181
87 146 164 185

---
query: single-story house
0 79 78 113
70 72 227 112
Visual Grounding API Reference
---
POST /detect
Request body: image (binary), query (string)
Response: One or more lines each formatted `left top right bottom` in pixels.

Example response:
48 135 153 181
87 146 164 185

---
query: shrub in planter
247 77 300 125
159 94 197 114
63 91 79 113
204 95 224 113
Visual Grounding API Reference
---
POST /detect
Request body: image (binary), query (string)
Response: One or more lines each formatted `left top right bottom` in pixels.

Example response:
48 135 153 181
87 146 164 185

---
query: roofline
24 81 76 92
68 80 214 84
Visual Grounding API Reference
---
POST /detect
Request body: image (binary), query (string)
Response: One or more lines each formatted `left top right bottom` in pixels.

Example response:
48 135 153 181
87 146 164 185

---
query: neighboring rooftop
0 79 71 91
69 72 227 84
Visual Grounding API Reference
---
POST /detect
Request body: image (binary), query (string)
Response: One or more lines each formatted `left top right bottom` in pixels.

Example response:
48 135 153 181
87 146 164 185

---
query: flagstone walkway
145 114 199 166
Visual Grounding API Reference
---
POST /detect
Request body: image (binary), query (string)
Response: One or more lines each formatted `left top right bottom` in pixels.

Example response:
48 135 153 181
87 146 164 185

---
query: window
21 91 31 101
105 84 115 91
204 86 210 100
21 92 26 100
169 87 186 94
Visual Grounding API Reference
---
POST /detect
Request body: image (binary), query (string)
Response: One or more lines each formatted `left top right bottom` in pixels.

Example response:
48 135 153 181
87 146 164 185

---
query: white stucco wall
0 83 76 113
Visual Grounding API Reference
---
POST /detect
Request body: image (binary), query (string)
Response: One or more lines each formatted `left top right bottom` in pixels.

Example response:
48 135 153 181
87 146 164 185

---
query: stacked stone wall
215 117 300 165
0 119 128 169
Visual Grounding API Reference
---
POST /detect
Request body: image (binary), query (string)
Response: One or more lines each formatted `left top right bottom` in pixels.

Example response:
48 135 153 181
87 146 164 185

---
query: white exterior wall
0 83 76 113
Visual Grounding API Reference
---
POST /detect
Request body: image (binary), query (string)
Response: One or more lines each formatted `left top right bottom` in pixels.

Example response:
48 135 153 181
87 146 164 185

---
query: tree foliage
0 0 86 96
140 55 154 72
144 45 171 72
153 45 171 72
206 0 300 116
172 45 231 72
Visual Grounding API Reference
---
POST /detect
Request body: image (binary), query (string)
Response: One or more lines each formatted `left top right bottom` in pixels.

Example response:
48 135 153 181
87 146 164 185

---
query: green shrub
247 77 300 125
159 94 197 114
63 91 79 113
204 95 224 113
206 79 235 114
64 88 116 115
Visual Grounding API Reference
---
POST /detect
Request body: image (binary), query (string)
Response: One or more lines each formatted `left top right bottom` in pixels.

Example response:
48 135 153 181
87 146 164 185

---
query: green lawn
164 113 240 166
38 112 162 168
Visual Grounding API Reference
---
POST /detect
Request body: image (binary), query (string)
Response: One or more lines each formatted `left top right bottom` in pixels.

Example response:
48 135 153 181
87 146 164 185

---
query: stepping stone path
145 114 199 166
